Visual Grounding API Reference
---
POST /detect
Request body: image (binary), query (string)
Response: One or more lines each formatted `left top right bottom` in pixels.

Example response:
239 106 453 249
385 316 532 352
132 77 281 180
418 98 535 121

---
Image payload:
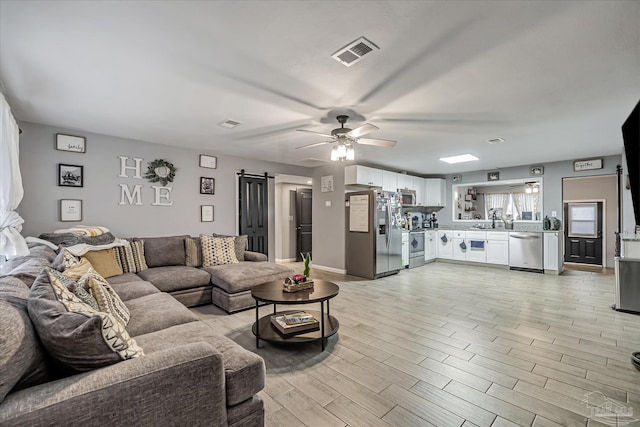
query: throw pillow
53 268 100 311
78 268 130 327
213 233 248 261
62 256 93 281
114 240 148 273
28 268 143 372
62 248 81 267
81 249 123 278
184 237 202 267
200 235 239 267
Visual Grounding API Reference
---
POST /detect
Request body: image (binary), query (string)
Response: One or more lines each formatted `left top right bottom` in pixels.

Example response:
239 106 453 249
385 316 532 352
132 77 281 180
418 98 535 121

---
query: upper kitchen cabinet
412 176 426 206
344 165 383 187
425 178 446 207
382 170 398 192
397 173 412 191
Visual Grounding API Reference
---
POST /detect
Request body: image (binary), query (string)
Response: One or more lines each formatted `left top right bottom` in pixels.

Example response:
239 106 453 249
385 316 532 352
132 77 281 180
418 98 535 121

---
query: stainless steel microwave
399 189 416 206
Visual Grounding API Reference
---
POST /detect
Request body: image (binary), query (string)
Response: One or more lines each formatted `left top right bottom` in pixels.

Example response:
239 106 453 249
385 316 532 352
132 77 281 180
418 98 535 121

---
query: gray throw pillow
28 268 144 372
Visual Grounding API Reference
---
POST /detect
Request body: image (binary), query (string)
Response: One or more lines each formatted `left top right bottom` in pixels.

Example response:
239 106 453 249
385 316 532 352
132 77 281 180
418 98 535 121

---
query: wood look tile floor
191 261 640 427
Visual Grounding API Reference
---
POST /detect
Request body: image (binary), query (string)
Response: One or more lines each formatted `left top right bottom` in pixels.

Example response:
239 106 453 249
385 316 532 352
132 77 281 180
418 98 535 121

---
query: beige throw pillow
82 249 123 278
200 235 239 267
185 237 202 267
78 268 131 327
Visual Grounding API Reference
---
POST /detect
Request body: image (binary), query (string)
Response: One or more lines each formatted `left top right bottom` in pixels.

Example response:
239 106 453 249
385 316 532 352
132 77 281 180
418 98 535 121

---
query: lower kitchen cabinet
437 230 453 259
453 230 467 261
465 231 487 263
543 231 563 273
486 231 509 265
425 230 437 262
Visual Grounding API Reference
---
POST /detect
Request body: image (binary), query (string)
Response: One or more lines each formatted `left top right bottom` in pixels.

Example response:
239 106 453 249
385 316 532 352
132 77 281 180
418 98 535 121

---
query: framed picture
488 171 500 181
201 205 214 222
530 166 544 175
199 155 217 169
573 158 603 172
59 199 82 222
452 175 462 182
58 164 83 187
200 177 215 194
56 133 86 153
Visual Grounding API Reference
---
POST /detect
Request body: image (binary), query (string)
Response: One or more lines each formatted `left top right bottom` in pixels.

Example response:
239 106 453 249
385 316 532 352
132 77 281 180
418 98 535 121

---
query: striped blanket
53 226 110 236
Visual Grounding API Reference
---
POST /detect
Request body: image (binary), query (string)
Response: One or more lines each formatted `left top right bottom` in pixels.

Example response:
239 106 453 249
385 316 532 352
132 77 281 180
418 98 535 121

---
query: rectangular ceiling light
439 154 479 164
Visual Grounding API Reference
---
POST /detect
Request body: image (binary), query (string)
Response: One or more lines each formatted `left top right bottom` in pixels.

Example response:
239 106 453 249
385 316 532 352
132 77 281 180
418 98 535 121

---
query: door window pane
568 203 598 238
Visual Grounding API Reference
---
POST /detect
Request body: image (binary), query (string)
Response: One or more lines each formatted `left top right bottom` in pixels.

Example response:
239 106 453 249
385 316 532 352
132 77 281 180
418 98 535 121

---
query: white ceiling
1 1 639 174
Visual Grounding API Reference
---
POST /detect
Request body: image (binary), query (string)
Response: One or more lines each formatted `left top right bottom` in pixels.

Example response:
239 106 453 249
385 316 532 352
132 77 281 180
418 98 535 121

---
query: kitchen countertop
438 224 562 233
621 233 640 241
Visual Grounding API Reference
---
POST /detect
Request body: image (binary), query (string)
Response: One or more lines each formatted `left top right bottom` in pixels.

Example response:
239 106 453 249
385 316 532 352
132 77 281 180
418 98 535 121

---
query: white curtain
485 193 508 218
512 192 539 219
0 92 29 259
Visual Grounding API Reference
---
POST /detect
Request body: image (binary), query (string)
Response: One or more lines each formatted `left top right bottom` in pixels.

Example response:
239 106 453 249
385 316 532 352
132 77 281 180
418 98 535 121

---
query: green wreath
144 159 176 186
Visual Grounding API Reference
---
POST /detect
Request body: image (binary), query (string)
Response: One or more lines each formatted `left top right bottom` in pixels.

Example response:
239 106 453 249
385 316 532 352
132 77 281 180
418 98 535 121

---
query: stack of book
271 311 319 336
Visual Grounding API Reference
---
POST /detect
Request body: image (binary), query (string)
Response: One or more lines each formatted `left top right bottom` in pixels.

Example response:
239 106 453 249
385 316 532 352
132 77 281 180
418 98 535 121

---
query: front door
564 202 603 265
239 174 269 255
295 188 312 261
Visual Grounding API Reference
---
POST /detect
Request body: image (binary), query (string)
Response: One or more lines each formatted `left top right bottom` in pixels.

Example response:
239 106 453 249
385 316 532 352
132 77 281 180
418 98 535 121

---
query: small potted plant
301 252 311 279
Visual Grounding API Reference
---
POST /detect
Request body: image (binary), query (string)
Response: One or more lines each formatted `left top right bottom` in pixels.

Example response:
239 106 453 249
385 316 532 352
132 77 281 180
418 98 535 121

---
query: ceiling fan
296 115 397 156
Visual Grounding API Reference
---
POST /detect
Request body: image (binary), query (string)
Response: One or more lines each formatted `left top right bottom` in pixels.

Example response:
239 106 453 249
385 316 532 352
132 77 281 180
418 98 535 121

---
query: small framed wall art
488 171 500 181
56 133 86 153
200 177 215 194
201 205 214 222
530 166 544 175
199 155 217 169
60 199 82 222
58 164 84 187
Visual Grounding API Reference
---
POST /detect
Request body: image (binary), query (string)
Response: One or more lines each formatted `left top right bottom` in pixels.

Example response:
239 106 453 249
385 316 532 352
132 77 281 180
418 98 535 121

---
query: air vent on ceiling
487 138 505 144
218 119 241 129
331 37 379 67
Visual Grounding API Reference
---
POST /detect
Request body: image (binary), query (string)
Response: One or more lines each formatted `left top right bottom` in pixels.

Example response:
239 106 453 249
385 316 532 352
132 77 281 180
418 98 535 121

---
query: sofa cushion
106 272 144 284
2 257 51 288
81 249 123 278
134 321 265 406
185 237 202 267
28 268 144 372
201 235 239 267
124 293 199 336
139 235 188 267
136 266 211 293
0 277 51 403
78 268 131 327
203 262 294 294
108 280 161 301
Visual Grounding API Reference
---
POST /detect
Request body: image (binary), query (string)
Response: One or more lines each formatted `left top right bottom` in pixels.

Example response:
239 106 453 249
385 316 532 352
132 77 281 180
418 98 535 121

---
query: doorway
239 174 269 255
564 202 603 265
296 188 312 261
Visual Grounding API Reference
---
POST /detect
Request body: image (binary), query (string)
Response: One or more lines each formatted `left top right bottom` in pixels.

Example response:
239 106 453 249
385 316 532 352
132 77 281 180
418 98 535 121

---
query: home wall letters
118 156 173 206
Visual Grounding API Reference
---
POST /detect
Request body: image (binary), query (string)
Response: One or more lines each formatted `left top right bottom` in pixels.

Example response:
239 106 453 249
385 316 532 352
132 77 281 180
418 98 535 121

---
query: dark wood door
564 202 603 265
296 188 312 261
239 175 269 255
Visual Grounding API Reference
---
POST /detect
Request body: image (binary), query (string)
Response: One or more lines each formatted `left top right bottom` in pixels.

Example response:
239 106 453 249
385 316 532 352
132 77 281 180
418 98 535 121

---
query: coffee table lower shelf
252 310 339 349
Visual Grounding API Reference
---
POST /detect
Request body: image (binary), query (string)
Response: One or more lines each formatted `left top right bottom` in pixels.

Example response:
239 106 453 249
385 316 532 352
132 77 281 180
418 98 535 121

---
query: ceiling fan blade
357 138 397 147
296 141 333 150
297 129 334 138
347 123 379 138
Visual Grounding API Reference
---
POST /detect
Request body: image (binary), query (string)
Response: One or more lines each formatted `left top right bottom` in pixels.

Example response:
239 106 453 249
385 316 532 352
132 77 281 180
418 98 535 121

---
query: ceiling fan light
330 147 339 161
337 144 347 158
346 146 355 161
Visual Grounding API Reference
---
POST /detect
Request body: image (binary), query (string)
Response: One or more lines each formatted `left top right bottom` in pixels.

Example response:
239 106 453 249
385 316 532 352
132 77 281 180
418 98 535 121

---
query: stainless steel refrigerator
345 190 403 279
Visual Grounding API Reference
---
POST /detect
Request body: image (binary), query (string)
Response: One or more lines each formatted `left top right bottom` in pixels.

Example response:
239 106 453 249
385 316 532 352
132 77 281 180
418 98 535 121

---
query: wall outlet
289 215 294 221
325 201 332 207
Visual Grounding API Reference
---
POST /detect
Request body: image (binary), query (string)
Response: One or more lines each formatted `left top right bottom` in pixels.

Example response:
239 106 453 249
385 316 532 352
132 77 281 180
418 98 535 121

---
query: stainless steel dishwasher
508 232 543 272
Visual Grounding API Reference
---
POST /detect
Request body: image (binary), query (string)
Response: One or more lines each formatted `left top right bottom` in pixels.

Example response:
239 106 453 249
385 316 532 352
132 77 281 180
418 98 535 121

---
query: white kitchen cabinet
425 178 446 207
486 231 509 265
382 170 398 192
402 231 409 267
344 165 383 187
425 230 437 262
452 231 467 261
544 231 563 274
397 173 411 191
465 231 487 263
412 176 425 206
437 230 453 259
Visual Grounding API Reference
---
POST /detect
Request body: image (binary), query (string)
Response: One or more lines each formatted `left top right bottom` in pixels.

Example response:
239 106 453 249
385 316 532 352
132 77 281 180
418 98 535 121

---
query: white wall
17 121 309 257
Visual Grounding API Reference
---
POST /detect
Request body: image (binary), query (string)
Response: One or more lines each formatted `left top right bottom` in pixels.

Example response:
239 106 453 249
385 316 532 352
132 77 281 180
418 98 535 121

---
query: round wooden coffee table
251 279 339 351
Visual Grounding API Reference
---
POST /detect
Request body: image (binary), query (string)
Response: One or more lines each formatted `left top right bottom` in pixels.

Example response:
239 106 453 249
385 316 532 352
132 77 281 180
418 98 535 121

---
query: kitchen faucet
491 210 497 229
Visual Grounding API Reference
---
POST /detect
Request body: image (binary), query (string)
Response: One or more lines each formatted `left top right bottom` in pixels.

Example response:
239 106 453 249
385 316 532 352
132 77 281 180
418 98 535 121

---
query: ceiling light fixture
439 154 479 164
331 142 355 162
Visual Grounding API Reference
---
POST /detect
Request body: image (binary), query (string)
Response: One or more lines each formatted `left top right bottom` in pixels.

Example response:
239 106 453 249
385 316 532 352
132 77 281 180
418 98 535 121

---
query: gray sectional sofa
0 236 294 426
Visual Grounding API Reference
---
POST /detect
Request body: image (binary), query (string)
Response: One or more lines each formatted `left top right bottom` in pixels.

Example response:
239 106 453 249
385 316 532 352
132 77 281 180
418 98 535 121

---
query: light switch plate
325 201 332 207
551 211 557 217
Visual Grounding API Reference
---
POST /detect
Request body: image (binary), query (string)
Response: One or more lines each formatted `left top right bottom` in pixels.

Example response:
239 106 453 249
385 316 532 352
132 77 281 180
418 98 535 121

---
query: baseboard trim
312 264 347 275
276 258 297 263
